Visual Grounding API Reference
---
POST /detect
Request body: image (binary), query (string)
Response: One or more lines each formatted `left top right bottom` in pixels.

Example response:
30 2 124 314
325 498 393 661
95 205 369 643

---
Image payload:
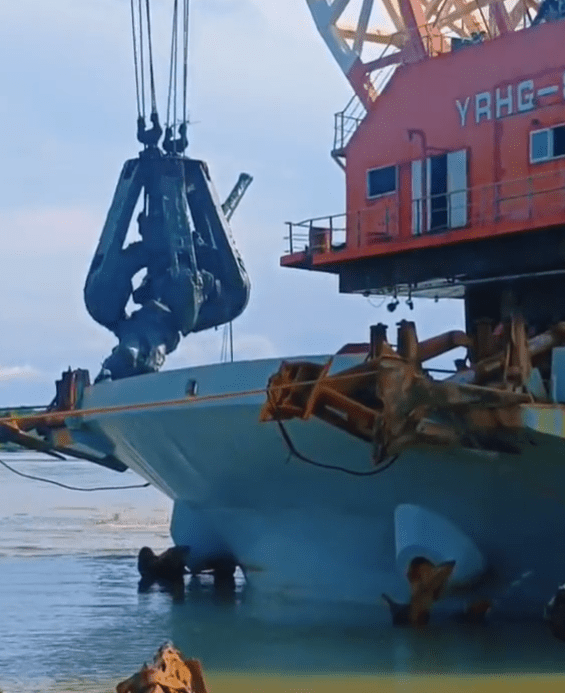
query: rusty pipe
529 322 565 357
454 322 565 384
418 330 471 363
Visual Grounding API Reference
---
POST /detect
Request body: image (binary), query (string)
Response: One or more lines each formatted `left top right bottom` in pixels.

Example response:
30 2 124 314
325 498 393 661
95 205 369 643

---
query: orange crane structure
262 0 565 462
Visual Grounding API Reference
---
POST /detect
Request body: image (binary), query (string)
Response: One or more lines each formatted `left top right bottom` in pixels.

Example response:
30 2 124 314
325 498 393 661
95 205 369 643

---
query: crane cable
166 0 190 142
130 0 142 117
166 0 179 129
130 0 159 122
183 0 190 127
138 0 146 119
145 0 158 116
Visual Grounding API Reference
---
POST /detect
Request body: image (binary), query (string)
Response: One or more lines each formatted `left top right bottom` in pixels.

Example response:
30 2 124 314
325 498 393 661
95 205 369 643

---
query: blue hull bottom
80 356 565 620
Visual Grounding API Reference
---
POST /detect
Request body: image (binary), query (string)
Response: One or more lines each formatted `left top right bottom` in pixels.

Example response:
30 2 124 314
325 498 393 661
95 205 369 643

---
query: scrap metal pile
260 316 565 461
116 643 208 693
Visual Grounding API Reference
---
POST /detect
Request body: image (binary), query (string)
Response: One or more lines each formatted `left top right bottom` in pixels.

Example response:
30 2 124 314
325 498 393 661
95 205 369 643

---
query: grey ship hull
77 354 565 619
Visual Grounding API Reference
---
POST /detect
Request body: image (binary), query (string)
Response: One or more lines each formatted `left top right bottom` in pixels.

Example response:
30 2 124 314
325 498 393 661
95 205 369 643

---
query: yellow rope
0 362 385 428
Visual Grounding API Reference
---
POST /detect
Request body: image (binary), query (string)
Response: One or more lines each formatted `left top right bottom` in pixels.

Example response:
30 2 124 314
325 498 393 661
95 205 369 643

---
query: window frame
530 124 565 164
366 165 398 200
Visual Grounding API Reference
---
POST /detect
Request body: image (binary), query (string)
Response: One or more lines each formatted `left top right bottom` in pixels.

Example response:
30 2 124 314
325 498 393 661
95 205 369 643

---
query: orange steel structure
284 10 565 329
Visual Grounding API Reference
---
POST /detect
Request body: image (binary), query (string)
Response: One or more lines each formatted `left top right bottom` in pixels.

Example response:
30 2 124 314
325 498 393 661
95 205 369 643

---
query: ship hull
80 355 565 618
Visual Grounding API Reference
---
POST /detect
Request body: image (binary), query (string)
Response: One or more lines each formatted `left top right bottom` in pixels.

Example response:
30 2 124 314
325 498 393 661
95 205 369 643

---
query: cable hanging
130 0 142 117
164 0 190 153
138 0 146 119
129 0 191 151
276 420 398 476
182 0 190 127
0 457 151 492
145 0 158 115
167 0 179 128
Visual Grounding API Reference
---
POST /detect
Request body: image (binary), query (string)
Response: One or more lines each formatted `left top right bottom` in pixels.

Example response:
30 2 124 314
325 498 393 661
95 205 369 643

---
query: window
530 125 565 163
411 149 468 234
367 165 396 198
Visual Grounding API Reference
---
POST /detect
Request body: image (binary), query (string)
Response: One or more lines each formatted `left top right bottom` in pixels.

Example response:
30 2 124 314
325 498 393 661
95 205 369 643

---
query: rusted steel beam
261 316 565 461
116 642 207 693
418 329 471 362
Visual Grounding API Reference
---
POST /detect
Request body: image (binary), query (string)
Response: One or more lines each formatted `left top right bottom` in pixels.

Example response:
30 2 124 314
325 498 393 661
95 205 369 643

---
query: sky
0 0 464 407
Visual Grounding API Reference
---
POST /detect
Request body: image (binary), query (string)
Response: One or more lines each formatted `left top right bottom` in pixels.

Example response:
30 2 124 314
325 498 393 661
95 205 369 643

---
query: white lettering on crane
496 85 513 118
455 97 470 126
475 92 492 123
455 70 565 127
517 80 535 112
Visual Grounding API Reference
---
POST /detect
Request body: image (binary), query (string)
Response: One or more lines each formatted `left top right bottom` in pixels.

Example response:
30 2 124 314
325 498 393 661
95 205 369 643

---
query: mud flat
8 673 565 693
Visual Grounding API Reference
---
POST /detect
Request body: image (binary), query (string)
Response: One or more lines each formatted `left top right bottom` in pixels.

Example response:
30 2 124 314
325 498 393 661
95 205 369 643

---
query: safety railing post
286 222 293 255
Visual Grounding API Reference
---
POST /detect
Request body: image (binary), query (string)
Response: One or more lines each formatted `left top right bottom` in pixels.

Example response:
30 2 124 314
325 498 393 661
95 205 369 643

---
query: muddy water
1 453 564 692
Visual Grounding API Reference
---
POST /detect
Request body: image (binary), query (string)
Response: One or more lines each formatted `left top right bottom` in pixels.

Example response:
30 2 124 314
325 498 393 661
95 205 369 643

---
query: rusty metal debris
383 557 456 626
383 557 493 626
138 546 189 582
0 368 128 470
116 642 208 693
260 316 565 462
137 546 189 600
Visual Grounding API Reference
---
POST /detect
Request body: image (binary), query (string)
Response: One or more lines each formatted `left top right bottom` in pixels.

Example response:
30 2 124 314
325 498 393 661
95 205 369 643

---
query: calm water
1 452 565 692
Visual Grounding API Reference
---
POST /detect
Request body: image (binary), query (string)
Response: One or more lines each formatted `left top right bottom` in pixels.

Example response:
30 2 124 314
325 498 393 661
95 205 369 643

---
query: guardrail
285 167 565 256
285 203 398 255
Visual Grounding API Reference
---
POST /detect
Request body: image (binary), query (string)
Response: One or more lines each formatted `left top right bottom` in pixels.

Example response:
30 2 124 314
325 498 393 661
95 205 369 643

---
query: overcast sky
0 0 464 406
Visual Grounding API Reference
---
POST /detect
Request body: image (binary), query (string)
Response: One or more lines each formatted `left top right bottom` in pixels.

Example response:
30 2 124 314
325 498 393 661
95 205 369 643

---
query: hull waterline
78 355 565 620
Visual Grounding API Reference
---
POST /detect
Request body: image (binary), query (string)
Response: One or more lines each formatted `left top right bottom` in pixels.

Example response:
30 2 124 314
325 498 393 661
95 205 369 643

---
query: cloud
0 206 103 256
0 365 47 383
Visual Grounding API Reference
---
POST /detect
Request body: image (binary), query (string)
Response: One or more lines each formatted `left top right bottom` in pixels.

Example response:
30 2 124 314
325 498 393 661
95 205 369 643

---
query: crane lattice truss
306 0 541 103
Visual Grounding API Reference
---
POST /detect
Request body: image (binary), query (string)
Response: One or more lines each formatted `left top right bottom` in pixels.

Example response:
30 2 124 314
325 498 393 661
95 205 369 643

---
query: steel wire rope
166 0 179 128
173 18 178 152
130 0 142 117
138 0 146 119
144 0 158 115
182 0 190 127
220 324 229 362
0 457 150 491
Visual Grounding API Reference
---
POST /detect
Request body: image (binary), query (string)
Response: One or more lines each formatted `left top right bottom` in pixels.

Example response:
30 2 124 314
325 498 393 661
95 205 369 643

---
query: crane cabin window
530 125 565 163
411 149 468 234
367 166 397 199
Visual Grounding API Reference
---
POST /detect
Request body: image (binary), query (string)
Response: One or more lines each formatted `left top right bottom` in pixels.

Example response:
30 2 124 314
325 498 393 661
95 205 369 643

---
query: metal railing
333 95 366 154
285 203 399 255
284 167 565 256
